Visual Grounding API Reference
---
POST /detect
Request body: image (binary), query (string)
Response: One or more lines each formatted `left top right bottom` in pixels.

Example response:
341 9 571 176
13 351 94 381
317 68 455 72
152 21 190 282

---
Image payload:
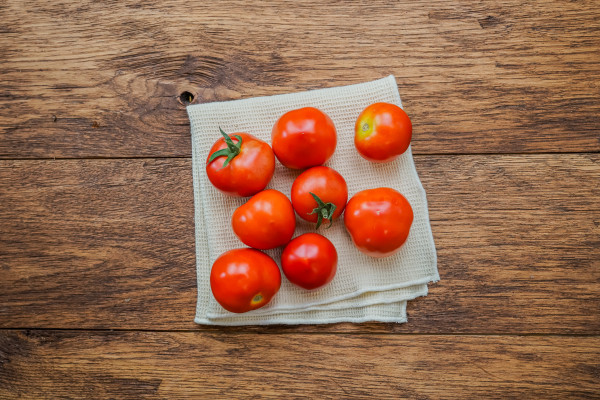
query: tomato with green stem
291 166 348 229
206 128 275 197
210 248 281 313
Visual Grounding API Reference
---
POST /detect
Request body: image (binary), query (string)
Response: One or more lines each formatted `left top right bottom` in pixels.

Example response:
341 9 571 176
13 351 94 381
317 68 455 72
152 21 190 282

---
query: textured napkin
188 75 438 325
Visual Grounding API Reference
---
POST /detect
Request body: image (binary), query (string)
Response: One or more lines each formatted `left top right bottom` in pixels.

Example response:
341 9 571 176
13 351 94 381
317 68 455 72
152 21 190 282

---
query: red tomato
290 166 348 229
232 189 296 250
206 129 275 197
210 248 281 313
355 102 412 163
281 233 337 290
344 188 413 258
271 107 337 169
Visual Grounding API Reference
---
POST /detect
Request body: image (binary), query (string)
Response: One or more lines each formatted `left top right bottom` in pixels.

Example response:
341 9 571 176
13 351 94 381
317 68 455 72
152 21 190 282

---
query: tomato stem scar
251 293 263 305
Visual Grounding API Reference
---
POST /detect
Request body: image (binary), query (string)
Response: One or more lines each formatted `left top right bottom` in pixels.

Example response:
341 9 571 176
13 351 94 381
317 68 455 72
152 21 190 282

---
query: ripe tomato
355 102 412 163
210 248 281 313
281 233 337 290
232 189 296 250
344 187 413 258
290 166 348 229
271 107 337 169
206 128 275 197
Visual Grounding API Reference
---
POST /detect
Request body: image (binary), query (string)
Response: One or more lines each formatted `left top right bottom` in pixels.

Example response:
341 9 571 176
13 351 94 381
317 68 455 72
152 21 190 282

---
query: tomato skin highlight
281 233 337 290
355 103 412 163
271 107 337 170
210 248 281 313
344 187 414 258
232 189 296 250
206 132 275 197
291 166 348 228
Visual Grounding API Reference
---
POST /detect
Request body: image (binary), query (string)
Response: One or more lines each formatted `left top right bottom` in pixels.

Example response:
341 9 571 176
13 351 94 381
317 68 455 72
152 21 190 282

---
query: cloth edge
186 75 398 113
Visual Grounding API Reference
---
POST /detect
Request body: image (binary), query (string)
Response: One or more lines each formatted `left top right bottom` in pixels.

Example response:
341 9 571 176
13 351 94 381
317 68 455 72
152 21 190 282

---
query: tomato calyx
207 128 243 168
308 192 336 229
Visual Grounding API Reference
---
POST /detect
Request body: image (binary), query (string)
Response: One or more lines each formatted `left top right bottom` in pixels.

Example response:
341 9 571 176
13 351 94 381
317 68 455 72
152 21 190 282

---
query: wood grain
1 154 598 332
1 0 599 158
2 1 598 397
0 330 598 399
0 159 197 328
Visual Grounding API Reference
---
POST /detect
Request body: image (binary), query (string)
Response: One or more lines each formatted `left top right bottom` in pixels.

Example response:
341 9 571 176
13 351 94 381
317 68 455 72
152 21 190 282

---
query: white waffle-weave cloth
188 75 438 325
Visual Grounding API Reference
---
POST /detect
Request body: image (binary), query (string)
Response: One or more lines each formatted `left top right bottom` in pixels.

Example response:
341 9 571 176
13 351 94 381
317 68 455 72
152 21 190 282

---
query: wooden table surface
1 1 599 398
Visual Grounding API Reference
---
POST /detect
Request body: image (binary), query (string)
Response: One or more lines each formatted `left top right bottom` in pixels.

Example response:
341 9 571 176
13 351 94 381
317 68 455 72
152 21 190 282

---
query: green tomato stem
207 127 243 168
308 192 337 229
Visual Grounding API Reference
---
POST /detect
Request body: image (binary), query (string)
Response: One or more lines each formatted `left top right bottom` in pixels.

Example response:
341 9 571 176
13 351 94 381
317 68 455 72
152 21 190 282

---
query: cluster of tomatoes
206 103 414 313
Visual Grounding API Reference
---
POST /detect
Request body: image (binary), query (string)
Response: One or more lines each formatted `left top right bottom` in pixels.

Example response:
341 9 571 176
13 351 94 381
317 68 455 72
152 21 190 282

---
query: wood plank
0 330 598 399
0 159 197 329
1 154 598 332
407 153 600 333
1 0 598 158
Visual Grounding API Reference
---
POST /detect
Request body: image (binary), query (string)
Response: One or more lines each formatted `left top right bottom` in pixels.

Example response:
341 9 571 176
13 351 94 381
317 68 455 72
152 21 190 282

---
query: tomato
290 166 348 229
355 102 412 163
344 188 413 258
232 189 296 250
210 248 281 313
281 233 337 290
271 107 337 169
206 128 275 197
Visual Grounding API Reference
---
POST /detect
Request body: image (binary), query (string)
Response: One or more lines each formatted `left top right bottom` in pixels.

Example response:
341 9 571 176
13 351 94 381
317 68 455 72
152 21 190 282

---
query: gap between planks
1 150 599 162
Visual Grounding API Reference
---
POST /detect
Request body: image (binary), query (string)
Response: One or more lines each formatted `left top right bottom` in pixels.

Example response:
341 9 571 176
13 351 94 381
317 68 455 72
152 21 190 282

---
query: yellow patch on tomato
356 118 374 141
